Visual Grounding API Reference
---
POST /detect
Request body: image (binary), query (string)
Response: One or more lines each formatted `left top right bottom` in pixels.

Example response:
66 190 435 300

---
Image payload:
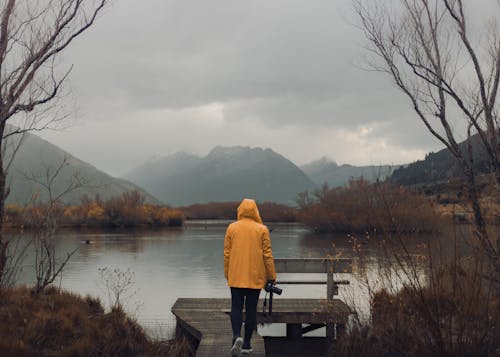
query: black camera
265 281 282 295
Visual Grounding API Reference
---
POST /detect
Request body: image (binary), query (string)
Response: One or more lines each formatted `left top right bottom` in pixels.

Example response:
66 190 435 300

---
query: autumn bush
0 286 192 356
5 191 185 229
4 204 24 227
297 178 442 233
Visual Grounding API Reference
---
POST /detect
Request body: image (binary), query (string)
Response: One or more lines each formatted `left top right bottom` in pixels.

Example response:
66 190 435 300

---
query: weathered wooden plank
278 279 350 285
274 258 352 274
173 299 351 329
173 298 351 314
172 297 353 356
172 298 266 357
197 333 266 357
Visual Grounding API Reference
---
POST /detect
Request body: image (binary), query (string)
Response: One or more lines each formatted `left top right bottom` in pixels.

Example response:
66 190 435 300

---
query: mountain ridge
390 134 496 186
123 146 316 206
7 131 488 208
4 130 159 205
301 157 397 187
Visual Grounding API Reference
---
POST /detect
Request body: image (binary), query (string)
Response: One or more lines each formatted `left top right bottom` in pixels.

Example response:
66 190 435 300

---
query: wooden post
286 323 302 339
336 323 346 337
326 261 336 338
326 272 337 300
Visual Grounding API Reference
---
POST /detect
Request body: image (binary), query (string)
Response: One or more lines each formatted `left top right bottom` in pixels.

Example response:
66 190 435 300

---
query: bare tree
98 267 136 310
23 157 87 293
0 0 109 285
353 0 499 272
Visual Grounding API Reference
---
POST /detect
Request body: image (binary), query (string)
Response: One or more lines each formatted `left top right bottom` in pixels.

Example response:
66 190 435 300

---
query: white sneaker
231 337 243 356
241 347 253 354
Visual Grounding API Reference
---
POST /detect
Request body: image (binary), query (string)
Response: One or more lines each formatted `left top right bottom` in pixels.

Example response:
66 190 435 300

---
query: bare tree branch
22 156 91 293
353 0 499 278
0 0 109 286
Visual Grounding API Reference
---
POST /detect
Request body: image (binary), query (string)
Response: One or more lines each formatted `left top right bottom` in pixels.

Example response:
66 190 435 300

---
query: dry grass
333 234 499 357
335 283 498 356
435 195 499 226
0 286 191 356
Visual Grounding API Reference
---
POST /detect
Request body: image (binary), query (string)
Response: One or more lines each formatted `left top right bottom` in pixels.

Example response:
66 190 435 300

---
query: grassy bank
0 286 190 356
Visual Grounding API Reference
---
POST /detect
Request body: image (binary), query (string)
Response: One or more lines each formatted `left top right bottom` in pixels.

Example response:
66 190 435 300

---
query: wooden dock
172 298 266 357
171 258 353 357
172 297 352 357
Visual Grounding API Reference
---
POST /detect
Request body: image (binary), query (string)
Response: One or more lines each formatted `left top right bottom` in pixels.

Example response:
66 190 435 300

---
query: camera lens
272 286 282 295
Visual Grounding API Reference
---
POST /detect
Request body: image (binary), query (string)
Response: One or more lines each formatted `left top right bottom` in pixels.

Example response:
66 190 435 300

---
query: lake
13 220 434 339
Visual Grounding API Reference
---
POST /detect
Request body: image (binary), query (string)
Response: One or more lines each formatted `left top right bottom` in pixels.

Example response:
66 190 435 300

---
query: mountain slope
124 146 316 206
390 134 495 186
301 157 396 187
4 131 158 205
123 151 201 190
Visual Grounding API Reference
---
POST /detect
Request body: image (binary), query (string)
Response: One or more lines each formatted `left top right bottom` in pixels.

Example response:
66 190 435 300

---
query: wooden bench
171 258 353 356
270 258 352 338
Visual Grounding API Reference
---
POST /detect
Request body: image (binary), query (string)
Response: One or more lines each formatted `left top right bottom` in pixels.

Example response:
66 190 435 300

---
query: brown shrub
0 286 190 356
298 178 442 233
334 258 499 357
4 204 24 227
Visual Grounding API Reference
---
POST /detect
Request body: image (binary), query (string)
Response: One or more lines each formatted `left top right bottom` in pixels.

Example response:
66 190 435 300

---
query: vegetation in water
296 178 442 233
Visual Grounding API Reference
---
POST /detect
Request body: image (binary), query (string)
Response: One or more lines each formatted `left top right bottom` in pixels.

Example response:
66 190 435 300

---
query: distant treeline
4 181 446 232
180 201 298 222
180 179 443 233
5 191 184 229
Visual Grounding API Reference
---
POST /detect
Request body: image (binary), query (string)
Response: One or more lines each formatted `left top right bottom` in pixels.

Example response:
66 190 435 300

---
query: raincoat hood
237 198 262 224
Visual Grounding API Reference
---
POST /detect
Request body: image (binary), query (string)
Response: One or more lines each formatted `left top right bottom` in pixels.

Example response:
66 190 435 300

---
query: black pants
230 287 260 345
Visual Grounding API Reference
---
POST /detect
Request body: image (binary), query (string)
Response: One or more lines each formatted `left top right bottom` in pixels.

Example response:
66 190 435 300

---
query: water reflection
11 221 437 338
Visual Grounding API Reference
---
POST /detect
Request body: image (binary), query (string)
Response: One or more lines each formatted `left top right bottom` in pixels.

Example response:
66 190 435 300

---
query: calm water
13 221 434 338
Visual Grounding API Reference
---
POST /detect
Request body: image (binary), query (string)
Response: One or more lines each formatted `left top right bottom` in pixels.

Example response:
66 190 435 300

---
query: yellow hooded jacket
224 199 277 289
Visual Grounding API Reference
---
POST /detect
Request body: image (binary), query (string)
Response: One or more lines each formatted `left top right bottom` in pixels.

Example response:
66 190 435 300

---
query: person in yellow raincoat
224 198 277 356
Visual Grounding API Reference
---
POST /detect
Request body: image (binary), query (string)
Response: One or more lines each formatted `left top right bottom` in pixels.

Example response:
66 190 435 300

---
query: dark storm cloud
66 0 369 111
40 0 496 175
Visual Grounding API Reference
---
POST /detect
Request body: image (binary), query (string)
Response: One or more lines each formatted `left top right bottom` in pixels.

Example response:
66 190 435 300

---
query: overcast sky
36 0 492 177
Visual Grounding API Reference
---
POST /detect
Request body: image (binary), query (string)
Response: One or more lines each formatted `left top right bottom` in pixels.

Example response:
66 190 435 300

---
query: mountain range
123 147 400 206
4 130 158 205
123 146 317 206
6 130 491 207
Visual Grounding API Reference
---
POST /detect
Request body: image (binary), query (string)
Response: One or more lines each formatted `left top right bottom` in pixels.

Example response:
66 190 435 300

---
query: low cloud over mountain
124 146 316 206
